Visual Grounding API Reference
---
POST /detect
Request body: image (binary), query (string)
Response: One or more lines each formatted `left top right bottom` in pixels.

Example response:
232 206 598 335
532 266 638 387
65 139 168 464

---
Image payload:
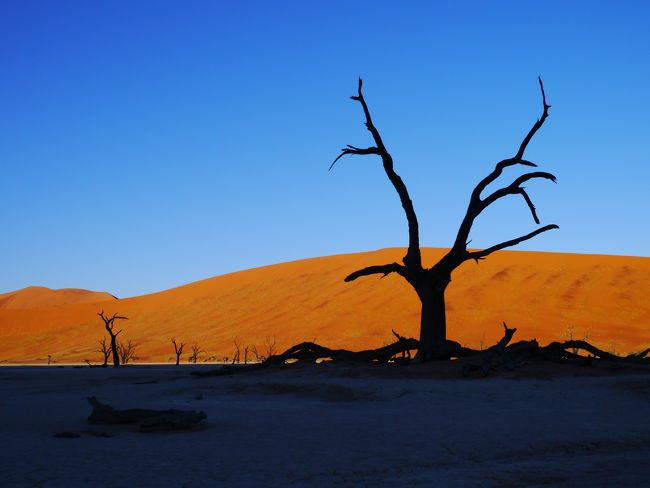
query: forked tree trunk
333 78 557 362
97 311 127 368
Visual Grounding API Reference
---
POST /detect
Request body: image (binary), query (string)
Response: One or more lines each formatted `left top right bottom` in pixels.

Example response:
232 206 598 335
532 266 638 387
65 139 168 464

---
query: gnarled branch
515 76 551 160
480 171 557 223
344 262 405 282
332 78 422 271
448 78 554 258
465 224 559 262
330 145 380 170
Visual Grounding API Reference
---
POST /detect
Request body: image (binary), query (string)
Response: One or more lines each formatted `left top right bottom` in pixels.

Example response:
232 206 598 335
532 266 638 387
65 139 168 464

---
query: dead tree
264 336 277 358
251 345 262 363
188 344 202 364
244 346 249 365
97 337 112 366
232 337 241 364
332 78 558 360
97 311 129 367
172 339 185 366
118 339 138 365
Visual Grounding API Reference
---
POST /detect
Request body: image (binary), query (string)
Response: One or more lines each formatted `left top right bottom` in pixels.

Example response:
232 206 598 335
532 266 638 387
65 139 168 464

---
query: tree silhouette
97 311 129 367
97 337 112 366
172 339 185 366
118 339 138 364
189 344 202 364
331 78 558 360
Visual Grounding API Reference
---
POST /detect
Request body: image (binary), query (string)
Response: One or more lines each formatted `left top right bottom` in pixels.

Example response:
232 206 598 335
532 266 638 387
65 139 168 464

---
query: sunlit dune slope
1 248 649 363
0 286 116 310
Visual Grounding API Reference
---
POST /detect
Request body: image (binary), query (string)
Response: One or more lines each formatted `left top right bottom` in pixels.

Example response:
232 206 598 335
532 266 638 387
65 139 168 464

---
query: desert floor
2 362 650 487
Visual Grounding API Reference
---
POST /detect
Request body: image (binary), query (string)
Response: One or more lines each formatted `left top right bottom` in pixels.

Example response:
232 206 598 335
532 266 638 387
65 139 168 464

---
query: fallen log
192 330 419 377
87 396 207 432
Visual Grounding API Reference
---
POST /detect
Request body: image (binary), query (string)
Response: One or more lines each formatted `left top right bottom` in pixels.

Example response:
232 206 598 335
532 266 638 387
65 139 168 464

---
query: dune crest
1 248 649 363
0 286 115 311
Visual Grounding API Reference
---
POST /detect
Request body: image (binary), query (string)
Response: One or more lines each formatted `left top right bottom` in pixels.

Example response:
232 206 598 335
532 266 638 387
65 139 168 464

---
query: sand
1 248 649 364
2 363 650 487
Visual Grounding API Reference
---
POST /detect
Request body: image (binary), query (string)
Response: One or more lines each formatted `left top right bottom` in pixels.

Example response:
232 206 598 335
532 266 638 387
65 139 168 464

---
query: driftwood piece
87 396 206 432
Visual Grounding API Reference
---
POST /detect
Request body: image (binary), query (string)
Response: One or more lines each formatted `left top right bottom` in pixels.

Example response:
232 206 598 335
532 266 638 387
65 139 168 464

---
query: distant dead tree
118 339 138 365
251 345 263 363
172 339 185 366
97 337 112 366
264 336 277 358
97 311 129 367
188 344 202 364
232 337 242 364
331 78 557 360
244 345 250 365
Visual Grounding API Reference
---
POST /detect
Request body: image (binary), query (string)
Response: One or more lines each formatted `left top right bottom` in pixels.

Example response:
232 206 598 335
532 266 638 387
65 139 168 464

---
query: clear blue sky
1 1 649 297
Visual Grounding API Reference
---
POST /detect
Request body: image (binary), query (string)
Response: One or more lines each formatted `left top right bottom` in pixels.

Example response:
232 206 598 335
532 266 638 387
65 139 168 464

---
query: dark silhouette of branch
264 336 277 358
331 78 559 360
450 79 555 258
96 337 112 367
329 145 380 170
188 344 202 364
232 337 241 364
97 311 129 368
331 78 422 270
465 224 559 262
172 339 185 366
344 262 405 282
515 77 551 160
117 339 138 365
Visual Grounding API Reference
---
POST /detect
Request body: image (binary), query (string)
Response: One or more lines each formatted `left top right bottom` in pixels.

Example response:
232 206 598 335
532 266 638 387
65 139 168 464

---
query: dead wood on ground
86 396 207 432
191 325 650 378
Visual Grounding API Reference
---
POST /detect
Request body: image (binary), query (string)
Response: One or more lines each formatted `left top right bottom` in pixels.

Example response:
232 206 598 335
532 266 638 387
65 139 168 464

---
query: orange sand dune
0 286 116 310
1 248 649 364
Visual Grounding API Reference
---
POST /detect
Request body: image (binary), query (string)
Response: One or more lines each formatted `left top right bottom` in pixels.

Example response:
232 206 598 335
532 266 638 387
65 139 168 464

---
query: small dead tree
97 337 112 366
244 346 250 365
264 336 277 358
118 339 138 365
172 339 185 366
188 344 202 364
332 78 558 360
251 345 263 363
97 311 129 367
232 337 241 364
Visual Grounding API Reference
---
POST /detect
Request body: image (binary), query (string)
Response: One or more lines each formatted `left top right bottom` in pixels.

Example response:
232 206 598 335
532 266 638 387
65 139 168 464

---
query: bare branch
344 262 404 282
515 76 551 160
451 80 553 254
519 188 539 224
329 145 380 170
480 172 557 220
466 224 559 262
471 158 537 203
334 78 422 270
